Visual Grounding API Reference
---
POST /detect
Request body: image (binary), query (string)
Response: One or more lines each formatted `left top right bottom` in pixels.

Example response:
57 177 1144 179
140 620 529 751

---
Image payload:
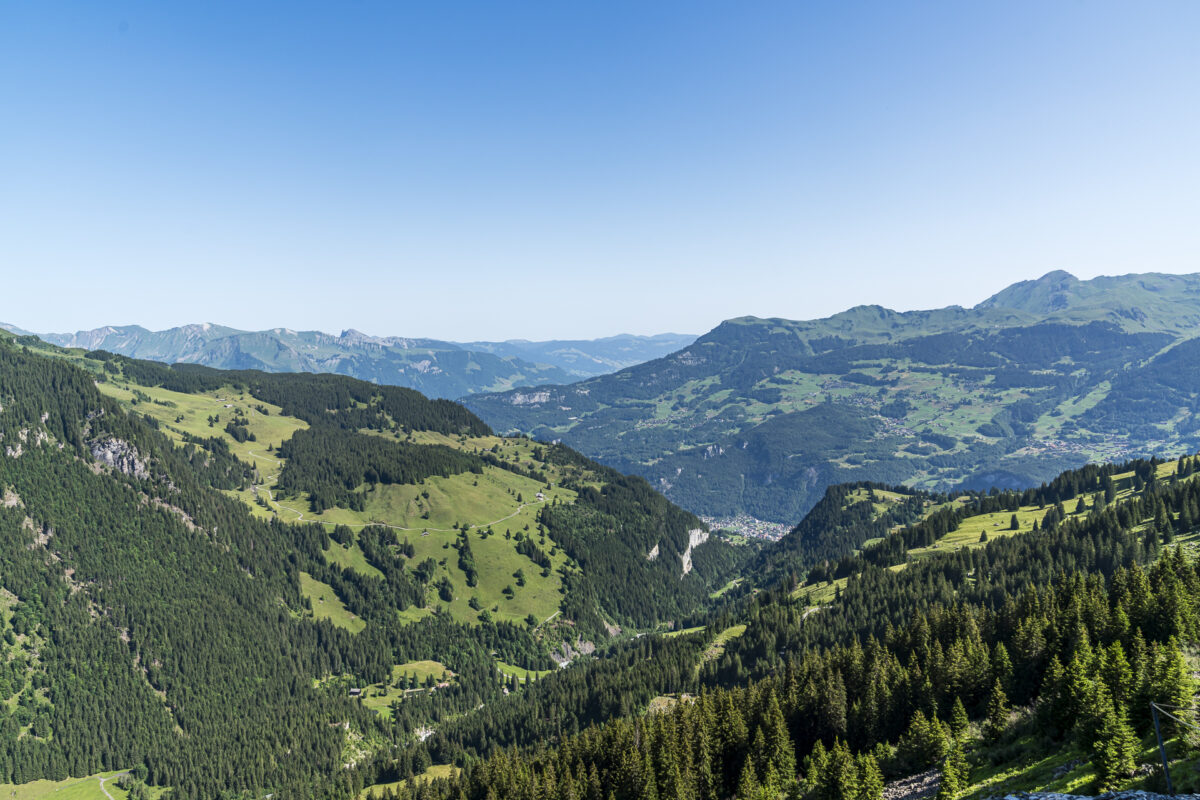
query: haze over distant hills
466 271 1200 523
0 322 694 399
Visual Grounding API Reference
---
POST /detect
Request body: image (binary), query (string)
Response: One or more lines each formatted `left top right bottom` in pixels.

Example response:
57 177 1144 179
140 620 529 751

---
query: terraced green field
96 381 308 463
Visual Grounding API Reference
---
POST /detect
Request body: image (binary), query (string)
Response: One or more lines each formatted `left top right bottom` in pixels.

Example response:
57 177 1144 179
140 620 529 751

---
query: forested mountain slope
0 338 739 799
370 453 1200 800
466 271 1200 523
2 324 694 398
6 325 1200 800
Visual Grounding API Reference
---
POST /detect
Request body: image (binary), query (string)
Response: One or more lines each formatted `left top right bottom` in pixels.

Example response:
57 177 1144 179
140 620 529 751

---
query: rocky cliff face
89 438 149 480
679 528 709 576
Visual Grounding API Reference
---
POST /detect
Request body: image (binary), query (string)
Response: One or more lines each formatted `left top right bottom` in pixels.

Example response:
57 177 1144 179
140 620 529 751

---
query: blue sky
2 1 1198 340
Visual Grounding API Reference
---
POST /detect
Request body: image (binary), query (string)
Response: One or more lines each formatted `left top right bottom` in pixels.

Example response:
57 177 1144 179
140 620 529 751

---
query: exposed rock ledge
89 438 149 479
679 528 709 577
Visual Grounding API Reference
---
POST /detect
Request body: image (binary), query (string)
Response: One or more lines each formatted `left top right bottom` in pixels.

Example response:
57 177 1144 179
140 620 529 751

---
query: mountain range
0 322 694 399
465 271 1200 523
2 330 1196 800
3 277 1200 800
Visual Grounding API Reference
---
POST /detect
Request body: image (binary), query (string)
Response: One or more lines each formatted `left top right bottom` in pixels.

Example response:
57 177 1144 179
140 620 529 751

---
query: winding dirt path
96 771 128 800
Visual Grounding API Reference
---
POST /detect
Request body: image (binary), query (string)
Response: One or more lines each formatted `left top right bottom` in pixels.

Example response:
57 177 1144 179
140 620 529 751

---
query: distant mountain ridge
465 271 1200 523
0 323 694 399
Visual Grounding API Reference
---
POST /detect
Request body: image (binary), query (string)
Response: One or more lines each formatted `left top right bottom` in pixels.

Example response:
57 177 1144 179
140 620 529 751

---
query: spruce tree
949 697 969 739
761 690 796 785
736 758 759 800
1094 704 1138 791
805 740 830 797
856 753 884 800
936 737 968 800
827 741 861 800
985 680 1009 742
897 710 947 772
991 642 1014 695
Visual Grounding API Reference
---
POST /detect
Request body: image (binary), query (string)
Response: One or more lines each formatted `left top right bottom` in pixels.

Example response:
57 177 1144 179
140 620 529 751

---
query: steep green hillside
0 338 741 799
366 452 1200 800
86 353 742 635
467 271 1200 523
7 327 1200 800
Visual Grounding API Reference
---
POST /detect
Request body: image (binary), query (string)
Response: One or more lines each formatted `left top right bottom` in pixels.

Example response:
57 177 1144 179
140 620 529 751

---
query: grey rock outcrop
89 438 149 479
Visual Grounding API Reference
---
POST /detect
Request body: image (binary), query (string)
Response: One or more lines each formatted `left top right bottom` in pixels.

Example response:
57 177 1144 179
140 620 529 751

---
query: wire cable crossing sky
2 1 1198 339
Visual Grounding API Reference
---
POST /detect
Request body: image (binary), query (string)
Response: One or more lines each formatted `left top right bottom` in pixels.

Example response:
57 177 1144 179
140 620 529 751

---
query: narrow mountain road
97 771 129 800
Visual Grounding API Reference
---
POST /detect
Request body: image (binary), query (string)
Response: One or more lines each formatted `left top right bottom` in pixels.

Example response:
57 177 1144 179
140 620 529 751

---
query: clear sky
2 1 1198 340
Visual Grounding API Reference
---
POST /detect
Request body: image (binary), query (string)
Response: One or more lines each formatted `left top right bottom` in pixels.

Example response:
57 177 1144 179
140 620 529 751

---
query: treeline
91 352 490 436
424 634 708 764
275 428 483 512
800 455 1178 589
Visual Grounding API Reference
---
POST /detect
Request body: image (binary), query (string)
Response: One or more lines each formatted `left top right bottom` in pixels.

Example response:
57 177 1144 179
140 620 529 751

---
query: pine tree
827 741 860 800
935 737 968 800
760 690 796 785
949 697 969 739
985 680 1009 742
736 758 759 800
856 753 884 800
1094 703 1138 790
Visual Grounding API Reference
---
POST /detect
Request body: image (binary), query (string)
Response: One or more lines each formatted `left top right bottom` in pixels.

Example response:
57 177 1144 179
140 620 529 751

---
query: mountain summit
977 269 1081 312
977 270 1200 331
467 270 1200 524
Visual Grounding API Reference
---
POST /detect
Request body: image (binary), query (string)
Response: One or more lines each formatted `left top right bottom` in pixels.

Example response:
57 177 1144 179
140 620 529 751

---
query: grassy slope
0 771 163 800
93 379 579 629
298 572 366 633
357 662 456 719
360 765 460 800
496 661 555 683
799 459 1193 605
